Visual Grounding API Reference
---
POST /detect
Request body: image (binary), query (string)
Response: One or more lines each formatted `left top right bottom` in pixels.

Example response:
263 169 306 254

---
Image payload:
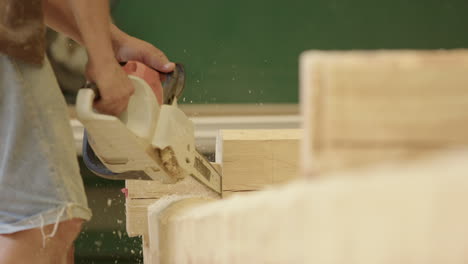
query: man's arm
42 0 175 115
66 0 114 67
65 0 128 115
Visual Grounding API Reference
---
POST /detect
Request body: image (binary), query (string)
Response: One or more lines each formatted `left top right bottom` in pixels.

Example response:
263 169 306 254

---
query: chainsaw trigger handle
76 88 119 122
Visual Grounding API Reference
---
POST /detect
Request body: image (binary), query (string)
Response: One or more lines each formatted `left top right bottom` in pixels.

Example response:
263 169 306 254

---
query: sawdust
160 147 183 179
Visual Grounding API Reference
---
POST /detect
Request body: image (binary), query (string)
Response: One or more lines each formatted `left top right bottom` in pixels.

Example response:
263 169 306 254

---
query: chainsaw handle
76 88 118 121
76 75 160 141
82 81 101 100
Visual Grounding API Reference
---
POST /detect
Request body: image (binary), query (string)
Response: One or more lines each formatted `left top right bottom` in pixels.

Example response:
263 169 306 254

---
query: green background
113 0 468 104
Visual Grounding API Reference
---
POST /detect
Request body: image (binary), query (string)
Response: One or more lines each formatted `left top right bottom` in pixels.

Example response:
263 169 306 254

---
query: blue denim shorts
0 55 92 234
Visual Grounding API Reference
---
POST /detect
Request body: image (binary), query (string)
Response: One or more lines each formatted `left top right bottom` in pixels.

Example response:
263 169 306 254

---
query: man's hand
85 27 176 116
87 33 175 116
112 28 176 74
86 60 135 116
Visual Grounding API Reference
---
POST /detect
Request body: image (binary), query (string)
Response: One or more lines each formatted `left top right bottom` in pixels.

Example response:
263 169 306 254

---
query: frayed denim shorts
0 55 92 234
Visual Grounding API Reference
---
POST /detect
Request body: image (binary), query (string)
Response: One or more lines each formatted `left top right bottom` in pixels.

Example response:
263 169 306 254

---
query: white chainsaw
76 61 221 194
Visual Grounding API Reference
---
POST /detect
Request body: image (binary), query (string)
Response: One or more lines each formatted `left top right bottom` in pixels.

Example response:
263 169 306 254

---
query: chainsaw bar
190 150 222 194
161 63 185 105
159 147 222 194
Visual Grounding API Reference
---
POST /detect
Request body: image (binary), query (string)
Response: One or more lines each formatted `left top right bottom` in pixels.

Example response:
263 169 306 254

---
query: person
0 0 174 263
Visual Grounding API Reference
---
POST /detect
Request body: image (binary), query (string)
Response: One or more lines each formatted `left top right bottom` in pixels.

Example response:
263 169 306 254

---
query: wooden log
147 196 213 264
149 149 468 264
125 176 219 237
126 198 158 237
300 50 468 175
216 129 301 194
